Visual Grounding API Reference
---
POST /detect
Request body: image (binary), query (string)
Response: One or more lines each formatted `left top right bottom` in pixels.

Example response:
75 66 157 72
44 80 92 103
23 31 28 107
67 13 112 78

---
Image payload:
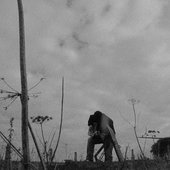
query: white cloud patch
117 0 165 38
73 0 129 45
150 43 170 78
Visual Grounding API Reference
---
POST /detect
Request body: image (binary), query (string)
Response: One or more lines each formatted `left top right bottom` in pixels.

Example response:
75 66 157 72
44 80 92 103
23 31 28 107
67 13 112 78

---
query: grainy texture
1 160 170 170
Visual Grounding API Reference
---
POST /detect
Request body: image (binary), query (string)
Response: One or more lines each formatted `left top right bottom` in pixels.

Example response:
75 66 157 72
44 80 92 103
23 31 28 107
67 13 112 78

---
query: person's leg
86 136 102 161
103 137 113 162
86 136 94 161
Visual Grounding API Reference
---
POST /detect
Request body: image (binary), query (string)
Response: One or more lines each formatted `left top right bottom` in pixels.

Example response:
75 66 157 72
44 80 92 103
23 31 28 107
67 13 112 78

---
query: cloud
150 43 170 78
117 0 165 38
72 0 129 45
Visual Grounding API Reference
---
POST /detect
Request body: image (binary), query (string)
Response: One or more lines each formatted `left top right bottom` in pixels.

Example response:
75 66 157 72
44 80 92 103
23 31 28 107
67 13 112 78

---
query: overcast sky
0 0 170 161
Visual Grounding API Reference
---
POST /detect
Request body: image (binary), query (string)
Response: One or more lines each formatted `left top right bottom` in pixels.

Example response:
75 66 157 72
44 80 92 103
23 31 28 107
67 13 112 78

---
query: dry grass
55 160 170 170
1 159 170 170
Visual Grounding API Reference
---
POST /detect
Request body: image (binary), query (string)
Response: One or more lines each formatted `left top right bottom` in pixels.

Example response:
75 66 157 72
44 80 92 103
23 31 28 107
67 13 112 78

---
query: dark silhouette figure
86 111 115 162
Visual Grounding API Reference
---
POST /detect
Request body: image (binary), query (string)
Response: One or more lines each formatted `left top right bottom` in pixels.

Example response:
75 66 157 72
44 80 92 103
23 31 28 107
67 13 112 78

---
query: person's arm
88 125 94 136
88 123 100 136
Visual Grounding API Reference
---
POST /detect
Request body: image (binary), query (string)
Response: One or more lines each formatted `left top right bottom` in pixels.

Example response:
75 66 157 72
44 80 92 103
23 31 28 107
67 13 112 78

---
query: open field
1 160 170 170
55 160 170 170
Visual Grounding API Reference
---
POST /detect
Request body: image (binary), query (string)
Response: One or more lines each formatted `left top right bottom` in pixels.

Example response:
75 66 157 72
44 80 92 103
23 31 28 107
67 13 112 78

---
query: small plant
128 98 145 159
30 115 53 163
0 144 5 160
3 117 15 170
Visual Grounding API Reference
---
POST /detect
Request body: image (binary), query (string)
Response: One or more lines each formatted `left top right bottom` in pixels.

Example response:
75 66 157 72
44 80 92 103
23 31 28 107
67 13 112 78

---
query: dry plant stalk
17 0 30 169
50 77 64 165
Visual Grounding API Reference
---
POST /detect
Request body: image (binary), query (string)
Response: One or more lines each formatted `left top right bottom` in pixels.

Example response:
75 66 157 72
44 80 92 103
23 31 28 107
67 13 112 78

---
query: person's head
94 111 102 117
88 111 102 126
88 115 94 126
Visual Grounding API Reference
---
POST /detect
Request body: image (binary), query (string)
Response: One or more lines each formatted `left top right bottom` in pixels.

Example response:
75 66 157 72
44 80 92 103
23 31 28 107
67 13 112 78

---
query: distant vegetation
151 137 170 159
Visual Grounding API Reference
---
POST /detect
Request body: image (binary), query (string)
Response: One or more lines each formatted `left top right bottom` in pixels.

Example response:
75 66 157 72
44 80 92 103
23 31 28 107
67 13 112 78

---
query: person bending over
86 111 116 162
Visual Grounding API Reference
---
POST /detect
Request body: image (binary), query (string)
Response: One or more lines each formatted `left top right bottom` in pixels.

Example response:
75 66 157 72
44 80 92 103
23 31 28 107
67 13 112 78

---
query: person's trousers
86 135 113 162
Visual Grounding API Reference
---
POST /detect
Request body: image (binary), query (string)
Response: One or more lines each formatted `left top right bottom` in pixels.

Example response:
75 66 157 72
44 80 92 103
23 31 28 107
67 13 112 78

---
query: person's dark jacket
88 111 116 135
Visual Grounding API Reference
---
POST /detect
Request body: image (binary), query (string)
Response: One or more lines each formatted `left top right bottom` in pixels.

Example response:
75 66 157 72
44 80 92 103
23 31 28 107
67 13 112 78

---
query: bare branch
0 78 19 93
35 129 43 147
48 128 57 151
3 96 18 110
0 89 17 94
46 127 55 149
28 78 45 91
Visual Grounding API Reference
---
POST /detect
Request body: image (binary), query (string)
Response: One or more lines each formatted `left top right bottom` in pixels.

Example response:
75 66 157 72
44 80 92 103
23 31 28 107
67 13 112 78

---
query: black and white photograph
0 0 170 169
